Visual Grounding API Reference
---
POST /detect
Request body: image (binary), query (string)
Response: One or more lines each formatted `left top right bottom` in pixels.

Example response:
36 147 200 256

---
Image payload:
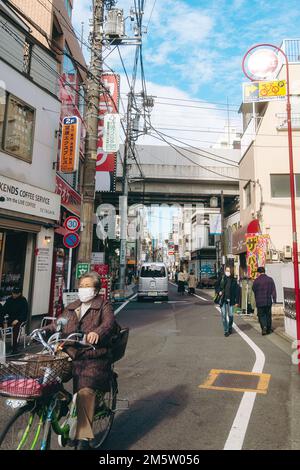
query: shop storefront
191 247 217 285
0 175 61 320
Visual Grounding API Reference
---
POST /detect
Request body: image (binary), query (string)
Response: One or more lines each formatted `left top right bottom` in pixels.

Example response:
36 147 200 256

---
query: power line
148 125 253 183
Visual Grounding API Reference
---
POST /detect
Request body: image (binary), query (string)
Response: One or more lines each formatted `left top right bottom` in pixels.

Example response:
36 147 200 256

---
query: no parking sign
63 232 80 249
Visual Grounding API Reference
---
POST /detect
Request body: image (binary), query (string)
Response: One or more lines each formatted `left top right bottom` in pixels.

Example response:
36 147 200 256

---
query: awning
232 219 260 255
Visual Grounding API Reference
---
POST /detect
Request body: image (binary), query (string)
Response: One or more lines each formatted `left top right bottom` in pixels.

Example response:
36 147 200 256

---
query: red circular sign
64 216 81 232
63 232 80 249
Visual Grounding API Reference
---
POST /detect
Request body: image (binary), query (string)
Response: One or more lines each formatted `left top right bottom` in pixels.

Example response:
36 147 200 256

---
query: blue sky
72 0 300 146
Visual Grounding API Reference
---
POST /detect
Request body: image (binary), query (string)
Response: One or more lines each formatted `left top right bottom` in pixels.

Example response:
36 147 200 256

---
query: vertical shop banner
246 234 269 279
96 74 120 193
59 116 81 173
209 214 222 235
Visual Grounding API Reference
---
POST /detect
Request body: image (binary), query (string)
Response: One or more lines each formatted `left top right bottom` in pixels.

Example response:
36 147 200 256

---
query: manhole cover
213 373 260 389
199 369 271 394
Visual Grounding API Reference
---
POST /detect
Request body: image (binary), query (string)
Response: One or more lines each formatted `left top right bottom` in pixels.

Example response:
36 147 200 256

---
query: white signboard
91 252 105 264
209 214 222 235
0 175 61 221
103 114 120 153
63 291 79 307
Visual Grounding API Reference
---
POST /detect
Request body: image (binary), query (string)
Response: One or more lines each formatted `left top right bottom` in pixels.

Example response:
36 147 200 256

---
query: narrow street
101 283 300 451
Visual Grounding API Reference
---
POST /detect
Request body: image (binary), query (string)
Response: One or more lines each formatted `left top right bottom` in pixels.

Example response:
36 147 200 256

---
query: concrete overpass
100 145 240 214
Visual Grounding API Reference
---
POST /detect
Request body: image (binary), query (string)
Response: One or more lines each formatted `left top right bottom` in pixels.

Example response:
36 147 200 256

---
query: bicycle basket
0 354 71 399
111 328 129 363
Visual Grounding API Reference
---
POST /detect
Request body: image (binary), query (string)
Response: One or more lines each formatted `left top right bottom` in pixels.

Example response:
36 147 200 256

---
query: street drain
199 369 271 394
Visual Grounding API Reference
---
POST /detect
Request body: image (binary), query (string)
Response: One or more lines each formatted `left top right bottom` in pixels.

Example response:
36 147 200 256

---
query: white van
138 262 169 301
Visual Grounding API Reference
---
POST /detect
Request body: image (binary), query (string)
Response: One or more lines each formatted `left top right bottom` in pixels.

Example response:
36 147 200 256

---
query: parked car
199 274 217 289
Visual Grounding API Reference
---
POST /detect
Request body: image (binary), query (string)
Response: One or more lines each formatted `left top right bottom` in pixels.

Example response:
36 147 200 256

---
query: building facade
0 1 61 321
238 40 300 274
8 0 87 314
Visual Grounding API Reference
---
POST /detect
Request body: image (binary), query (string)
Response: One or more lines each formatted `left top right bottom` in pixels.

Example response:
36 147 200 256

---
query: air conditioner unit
271 250 279 261
284 245 292 259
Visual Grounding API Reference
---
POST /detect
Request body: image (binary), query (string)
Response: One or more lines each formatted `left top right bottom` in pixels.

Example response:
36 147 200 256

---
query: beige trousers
75 387 96 440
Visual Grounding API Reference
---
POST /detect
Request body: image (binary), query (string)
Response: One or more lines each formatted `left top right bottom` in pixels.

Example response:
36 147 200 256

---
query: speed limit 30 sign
64 216 81 232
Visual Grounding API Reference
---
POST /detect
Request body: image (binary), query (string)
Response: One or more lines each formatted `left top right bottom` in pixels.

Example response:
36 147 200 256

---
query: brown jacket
45 295 117 392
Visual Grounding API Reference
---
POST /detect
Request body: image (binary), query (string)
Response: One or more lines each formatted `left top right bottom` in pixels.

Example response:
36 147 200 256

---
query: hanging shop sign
209 213 222 235
60 116 81 173
103 114 120 153
0 174 60 221
243 80 286 103
55 175 81 217
96 73 120 192
246 234 269 279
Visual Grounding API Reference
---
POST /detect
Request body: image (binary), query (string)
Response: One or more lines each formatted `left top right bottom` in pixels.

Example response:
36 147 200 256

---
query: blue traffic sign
63 232 80 249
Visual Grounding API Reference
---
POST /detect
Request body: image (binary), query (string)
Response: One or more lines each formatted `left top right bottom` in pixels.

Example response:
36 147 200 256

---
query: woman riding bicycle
44 271 118 450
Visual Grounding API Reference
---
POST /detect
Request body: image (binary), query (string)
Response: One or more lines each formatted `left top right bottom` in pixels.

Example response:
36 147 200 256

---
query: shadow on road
101 385 189 450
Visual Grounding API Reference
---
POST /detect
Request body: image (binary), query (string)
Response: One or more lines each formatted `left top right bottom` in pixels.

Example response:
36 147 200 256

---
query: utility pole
119 91 133 290
79 0 104 264
221 191 225 266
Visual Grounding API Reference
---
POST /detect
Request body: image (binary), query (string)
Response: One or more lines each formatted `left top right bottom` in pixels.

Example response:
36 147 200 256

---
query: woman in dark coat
45 272 117 449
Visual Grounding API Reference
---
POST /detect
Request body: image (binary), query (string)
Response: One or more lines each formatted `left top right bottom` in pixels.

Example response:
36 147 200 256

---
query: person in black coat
1 287 28 352
218 267 239 337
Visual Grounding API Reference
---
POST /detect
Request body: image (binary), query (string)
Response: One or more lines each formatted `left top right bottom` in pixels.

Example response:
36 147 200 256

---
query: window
140 266 166 278
0 86 5 142
64 0 72 18
270 174 300 197
244 181 252 207
2 94 35 162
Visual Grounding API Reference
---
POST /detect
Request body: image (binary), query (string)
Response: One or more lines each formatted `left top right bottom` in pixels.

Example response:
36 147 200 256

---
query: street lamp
243 43 300 372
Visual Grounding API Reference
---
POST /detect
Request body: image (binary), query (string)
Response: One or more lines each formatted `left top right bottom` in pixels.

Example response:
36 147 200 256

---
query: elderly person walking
177 268 186 296
252 266 277 335
44 272 118 450
187 270 197 295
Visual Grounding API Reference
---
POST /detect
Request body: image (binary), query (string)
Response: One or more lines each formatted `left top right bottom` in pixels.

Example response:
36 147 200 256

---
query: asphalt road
103 283 300 450
1 283 300 450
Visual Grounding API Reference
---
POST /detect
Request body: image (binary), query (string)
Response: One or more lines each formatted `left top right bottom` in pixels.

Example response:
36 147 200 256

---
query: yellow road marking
199 369 271 394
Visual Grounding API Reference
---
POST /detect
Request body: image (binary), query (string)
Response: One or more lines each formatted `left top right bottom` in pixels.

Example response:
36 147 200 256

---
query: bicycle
0 329 120 450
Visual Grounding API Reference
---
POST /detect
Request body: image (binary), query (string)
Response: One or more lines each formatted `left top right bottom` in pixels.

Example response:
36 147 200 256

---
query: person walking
218 267 239 337
177 269 186 296
252 266 277 335
187 270 197 295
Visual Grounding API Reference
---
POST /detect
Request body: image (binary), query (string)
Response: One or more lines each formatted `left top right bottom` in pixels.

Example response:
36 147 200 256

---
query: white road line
114 293 137 316
169 282 210 301
216 306 266 450
193 293 210 302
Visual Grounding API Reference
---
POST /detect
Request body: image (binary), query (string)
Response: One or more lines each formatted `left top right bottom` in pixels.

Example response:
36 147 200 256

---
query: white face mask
225 271 231 277
78 287 96 303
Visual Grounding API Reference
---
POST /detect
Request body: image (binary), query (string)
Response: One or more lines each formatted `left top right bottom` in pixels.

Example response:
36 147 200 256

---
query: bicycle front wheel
0 403 50 450
91 377 117 449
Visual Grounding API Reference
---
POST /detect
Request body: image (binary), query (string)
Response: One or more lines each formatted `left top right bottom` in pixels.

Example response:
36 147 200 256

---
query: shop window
270 174 300 197
3 94 35 162
0 231 27 302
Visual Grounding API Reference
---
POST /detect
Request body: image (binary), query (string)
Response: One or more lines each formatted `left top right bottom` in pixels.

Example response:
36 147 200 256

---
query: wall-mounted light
45 236 52 244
